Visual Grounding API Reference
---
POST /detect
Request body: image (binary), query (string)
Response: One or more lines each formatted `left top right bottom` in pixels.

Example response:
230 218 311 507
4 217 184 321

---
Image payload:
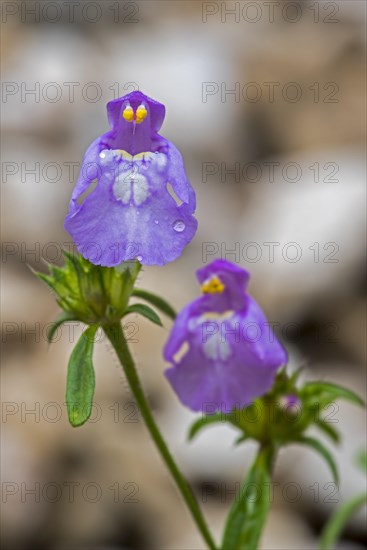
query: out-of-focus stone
237 148 365 318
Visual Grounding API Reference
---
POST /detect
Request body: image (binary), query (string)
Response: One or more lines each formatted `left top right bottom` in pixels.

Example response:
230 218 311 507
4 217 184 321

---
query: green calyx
189 370 364 487
34 251 177 427
34 251 142 325
189 369 365 449
232 370 313 444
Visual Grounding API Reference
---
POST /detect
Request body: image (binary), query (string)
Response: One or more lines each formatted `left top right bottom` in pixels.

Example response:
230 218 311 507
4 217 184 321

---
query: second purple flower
164 260 288 412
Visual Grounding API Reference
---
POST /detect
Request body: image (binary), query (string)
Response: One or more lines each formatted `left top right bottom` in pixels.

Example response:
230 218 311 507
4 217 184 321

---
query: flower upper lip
107 91 166 133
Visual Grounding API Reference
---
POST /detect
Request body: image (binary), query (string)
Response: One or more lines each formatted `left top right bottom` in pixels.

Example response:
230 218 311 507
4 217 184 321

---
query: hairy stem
103 322 217 550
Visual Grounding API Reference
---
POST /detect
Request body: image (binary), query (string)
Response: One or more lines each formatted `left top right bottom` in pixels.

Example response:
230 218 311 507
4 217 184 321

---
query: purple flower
64 91 197 266
164 259 288 412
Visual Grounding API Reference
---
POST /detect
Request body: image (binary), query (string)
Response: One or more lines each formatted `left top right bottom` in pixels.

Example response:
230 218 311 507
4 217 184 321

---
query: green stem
103 322 217 550
260 441 278 475
221 442 277 550
319 493 367 550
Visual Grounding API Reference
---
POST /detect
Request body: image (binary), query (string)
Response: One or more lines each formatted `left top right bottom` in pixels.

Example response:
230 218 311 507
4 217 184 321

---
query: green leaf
66 325 97 427
124 303 163 327
234 434 250 446
320 493 367 550
188 413 227 441
132 289 176 320
49 264 73 289
32 270 58 292
31 260 78 298
302 382 365 407
290 366 305 384
314 419 340 444
296 436 339 484
47 312 78 344
222 446 274 550
63 249 82 273
357 450 367 473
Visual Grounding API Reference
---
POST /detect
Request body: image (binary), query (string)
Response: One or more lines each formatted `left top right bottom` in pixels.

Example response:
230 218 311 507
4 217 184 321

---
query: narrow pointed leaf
222 446 275 550
290 366 305 384
33 270 57 292
49 265 71 285
188 413 227 441
357 450 367 473
234 434 249 446
132 289 176 320
320 493 367 549
296 436 339 484
47 312 78 343
124 303 163 326
66 325 97 427
302 382 365 407
63 249 81 271
314 419 340 444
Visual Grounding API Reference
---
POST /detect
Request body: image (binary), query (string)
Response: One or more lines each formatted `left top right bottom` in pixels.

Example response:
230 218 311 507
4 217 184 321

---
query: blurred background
1 1 366 548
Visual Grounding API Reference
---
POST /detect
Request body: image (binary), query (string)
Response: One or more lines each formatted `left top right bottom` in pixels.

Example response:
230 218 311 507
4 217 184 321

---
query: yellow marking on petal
114 150 154 162
201 276 225 294
123 105 134 122
135 104 147 124
116 150 133 160
201 310 234 320
134 152 154 162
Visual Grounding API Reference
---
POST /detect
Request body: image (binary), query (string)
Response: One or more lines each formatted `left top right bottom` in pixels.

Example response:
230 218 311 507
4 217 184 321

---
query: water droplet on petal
154 220 159 224
173 220 185 232
137 255 143 262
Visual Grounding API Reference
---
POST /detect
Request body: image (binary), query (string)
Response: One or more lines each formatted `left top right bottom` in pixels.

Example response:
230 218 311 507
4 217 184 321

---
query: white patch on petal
113 166 149 206
100 149 168 206
154 153 167 172
133 174 149 205
203 331 232 361
193 312 235 362
99 149 116 165
113 168 132 203
173 341 189 363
